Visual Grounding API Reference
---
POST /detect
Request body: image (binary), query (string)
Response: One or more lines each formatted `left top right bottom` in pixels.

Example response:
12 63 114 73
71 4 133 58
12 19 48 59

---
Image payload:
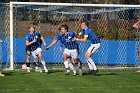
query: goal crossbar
10 2 140 8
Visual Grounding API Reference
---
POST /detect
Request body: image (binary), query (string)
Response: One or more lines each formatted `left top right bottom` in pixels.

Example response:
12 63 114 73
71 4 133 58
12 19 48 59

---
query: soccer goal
1 2 140 70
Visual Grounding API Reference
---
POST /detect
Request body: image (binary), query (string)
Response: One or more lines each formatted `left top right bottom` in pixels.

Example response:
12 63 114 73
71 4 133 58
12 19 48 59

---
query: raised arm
46 39 57 50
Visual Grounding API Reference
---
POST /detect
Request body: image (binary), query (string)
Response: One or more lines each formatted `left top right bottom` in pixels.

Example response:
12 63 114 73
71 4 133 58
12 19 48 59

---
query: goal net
0 3 10 70
1 2 140 70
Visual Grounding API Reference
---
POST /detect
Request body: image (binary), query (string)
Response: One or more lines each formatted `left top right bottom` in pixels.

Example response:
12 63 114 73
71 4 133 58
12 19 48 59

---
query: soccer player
46 24 80 75
25 25 48 73
25 25 47 72
58 40 82 75
0 40 5 77
133 20 140 72
76 21 101 75
133 20 140 57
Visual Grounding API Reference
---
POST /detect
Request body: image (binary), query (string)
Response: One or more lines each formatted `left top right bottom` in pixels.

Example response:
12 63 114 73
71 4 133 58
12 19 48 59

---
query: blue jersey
26 31 41 51
81 28 101 44
58 40 79 51
36 31 42 45
55 31 77 50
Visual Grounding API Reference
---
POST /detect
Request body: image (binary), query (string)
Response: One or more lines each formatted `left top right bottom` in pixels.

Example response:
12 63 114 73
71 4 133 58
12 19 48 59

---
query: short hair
81 20 88 26
60 24 69 32
29 24 35 29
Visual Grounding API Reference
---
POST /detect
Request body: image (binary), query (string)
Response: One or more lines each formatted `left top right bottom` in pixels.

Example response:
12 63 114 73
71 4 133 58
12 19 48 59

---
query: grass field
0 69 140 93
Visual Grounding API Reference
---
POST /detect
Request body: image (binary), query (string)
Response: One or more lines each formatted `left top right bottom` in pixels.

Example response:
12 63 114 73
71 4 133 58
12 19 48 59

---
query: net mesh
1 3 140 70
0 3 10 70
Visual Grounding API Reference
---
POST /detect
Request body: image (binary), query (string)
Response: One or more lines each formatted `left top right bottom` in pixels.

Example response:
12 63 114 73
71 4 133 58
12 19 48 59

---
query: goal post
10 2 14 70
7 2 140 70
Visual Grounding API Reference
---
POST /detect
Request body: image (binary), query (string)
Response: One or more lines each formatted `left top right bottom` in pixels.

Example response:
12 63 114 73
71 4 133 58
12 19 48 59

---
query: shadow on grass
48 69 64 74
82 72 118 76
2 71 15 76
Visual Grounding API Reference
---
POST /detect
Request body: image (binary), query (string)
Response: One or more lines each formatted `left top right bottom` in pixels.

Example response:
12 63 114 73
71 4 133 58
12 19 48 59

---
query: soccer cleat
88 70 95 75
44 67 48 73
35 67 42 73
35 67 39 72
91 69 99 76
73 72 77 76
39 67 43 73
91 70 96 75
65 70 70 75
27 68 30 73
73 70 77 76
65 72 70 75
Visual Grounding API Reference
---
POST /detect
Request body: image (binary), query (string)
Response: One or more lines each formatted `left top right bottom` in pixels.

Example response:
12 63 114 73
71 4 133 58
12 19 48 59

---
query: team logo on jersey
66 36 71 42
36 36 38 39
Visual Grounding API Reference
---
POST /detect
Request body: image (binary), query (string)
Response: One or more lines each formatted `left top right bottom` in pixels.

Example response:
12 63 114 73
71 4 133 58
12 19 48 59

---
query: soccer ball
22 64 27 70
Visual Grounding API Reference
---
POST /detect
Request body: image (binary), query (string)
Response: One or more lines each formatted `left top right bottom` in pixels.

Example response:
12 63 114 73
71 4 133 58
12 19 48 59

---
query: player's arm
133 20 140 29
75 31 87 43
46 34 61 50
58 41 63 52
25 35 36 46
26 39 36 46
46 39 57 50
41 35 47 46
77 35 88 43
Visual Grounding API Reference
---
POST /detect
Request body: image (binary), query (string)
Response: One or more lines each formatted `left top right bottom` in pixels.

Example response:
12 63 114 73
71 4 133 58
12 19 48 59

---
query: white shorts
87 43 100 54
32 48 42 58
63 48 78 59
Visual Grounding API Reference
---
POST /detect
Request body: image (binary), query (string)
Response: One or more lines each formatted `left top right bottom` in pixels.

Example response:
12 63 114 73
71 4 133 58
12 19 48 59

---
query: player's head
29 24 35 33
59 24 69 34
81 21 88 30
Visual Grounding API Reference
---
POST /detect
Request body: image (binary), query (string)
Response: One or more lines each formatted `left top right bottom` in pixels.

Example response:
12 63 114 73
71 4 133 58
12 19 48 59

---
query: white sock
64 61 70 72
41 61 47 69
88 58 97 70
87 62 93 70
64 61 69 69
78 60 82 69
69 63 76 73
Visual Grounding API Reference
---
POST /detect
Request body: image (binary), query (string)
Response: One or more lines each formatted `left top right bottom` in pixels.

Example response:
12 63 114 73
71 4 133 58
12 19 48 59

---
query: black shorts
26 48 31 56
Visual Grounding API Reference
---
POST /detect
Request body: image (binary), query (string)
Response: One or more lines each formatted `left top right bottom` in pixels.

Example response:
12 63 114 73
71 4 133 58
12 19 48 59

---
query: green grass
0 69 140 93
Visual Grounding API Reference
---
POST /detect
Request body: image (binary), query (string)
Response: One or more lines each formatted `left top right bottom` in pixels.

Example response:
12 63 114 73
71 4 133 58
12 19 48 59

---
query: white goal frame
9 2 140 70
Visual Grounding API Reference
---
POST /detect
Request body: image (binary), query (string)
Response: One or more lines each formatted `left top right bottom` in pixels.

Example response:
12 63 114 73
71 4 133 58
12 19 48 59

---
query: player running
25 24 48 73
58 38 82 76
24 25 47 72
76 21 101 75
46 24 81 75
